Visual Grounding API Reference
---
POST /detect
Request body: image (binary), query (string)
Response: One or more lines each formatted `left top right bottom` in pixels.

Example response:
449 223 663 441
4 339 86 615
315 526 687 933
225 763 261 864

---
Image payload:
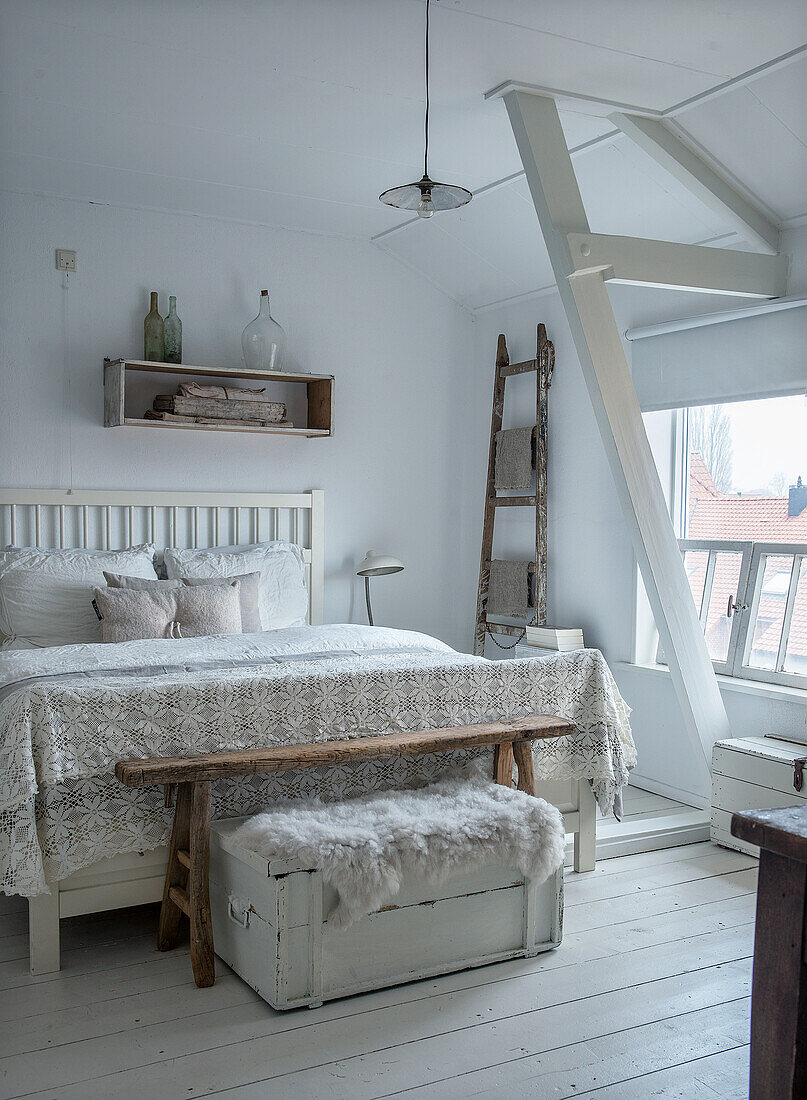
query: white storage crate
711 736 807 856
210 817 564 1010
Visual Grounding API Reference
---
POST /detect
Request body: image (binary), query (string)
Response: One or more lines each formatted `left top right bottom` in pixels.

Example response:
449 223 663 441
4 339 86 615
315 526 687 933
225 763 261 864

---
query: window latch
727 596 749 618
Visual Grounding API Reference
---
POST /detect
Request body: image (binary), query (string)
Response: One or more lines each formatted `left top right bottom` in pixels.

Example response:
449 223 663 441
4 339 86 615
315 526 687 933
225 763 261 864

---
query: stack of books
524 625 585 652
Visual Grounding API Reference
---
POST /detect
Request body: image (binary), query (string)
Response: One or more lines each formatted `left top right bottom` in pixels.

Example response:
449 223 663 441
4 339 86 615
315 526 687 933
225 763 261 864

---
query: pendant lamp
379 0 472 218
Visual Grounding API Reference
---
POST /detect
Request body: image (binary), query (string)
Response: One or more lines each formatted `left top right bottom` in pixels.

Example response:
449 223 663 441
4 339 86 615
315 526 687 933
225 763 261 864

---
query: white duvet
0 623 454 689
0 625 634 895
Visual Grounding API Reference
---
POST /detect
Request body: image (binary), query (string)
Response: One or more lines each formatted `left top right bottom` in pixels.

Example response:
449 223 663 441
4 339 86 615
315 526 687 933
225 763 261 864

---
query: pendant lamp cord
423 0 430 179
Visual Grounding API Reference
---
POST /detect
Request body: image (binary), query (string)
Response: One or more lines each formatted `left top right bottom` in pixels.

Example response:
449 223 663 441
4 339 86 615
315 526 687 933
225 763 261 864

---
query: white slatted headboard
0 489 325 625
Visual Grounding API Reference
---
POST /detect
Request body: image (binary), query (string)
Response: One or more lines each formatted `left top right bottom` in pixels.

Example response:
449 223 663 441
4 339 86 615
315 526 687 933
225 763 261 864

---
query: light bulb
417 193 435 218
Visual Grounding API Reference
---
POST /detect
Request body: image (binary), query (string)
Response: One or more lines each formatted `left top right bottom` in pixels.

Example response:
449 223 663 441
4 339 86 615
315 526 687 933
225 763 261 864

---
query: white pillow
163 541 307 630
0 544 158 649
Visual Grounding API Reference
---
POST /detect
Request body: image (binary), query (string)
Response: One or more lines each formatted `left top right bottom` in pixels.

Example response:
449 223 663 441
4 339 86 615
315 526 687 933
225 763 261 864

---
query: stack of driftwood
145 382 291 428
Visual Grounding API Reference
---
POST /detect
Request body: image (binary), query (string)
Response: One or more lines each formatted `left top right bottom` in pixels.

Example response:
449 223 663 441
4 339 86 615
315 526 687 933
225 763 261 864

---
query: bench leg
158 781 192 952
493 742 514 787
156 780 215 988
188 781 215 988
513 740 536 796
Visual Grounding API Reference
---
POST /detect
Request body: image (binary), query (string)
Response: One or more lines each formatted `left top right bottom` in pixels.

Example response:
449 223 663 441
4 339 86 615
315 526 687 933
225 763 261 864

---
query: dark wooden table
732 805 807 1100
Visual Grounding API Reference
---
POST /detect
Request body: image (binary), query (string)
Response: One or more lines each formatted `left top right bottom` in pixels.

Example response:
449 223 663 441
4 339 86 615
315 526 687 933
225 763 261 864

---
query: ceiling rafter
374 43 806 244
610 113 780 253
566 231 787 296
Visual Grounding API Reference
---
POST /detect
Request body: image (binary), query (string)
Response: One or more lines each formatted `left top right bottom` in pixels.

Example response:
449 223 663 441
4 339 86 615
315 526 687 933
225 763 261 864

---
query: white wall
473 225 807 804
0 191 478 648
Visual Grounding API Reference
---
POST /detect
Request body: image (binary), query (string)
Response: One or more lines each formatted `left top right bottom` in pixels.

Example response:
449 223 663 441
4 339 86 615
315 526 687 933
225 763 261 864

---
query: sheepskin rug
231 768 566 929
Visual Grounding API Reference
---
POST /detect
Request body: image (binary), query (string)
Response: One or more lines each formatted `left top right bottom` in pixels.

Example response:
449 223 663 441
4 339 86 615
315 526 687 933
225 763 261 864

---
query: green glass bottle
164 295 182 363
143 291 164 362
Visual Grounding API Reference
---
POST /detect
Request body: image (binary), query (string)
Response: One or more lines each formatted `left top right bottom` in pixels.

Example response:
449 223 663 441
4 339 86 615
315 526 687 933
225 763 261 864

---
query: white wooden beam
503 89 731 779
610 113 780 255
566 232 788 298
486 80 663 120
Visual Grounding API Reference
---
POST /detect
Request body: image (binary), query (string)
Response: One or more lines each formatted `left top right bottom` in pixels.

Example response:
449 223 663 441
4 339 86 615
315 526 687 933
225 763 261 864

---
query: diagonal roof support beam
502 89 733 780
610 112 781 255
566 232 787 297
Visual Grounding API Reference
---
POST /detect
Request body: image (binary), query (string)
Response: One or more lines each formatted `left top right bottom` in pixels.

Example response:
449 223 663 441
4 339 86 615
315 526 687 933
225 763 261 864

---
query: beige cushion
104 573 184 591
92 581 243 643
104 571 262 633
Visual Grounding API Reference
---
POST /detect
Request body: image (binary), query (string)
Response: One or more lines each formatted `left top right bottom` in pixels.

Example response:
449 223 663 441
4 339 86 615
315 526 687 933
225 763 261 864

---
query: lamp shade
356 550 404 577
379 175 472 215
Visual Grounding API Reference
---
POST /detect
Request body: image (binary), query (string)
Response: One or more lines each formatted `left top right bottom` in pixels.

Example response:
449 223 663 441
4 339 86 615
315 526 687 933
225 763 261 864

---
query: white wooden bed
0 487 595 976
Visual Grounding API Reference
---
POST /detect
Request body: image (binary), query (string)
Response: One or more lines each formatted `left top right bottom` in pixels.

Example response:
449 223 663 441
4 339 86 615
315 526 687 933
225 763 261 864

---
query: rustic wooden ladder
474 325 555 656
116 713 575 988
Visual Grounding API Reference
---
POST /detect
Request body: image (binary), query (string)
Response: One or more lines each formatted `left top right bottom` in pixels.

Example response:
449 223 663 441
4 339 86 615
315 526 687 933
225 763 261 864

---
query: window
663 395 807 688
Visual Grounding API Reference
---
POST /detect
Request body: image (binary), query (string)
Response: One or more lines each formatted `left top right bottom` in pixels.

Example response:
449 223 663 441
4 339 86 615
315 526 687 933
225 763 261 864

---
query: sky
705 394 807 495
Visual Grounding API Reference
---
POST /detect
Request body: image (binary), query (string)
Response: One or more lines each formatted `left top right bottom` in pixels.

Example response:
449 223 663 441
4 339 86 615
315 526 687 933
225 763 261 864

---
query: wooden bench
116 713 575 987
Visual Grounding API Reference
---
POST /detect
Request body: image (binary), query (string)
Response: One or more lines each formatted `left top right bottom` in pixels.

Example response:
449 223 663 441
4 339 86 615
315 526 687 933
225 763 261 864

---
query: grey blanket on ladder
487 559 534 618
494 426 534 491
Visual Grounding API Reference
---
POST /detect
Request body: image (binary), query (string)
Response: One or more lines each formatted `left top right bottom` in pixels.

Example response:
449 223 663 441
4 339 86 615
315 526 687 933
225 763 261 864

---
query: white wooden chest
711 736 807 856
209 817 564 1011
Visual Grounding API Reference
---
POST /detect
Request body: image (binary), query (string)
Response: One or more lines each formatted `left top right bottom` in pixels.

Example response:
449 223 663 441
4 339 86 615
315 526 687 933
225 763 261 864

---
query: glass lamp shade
379 175 472 218
356 550 405 577
241 290 286 373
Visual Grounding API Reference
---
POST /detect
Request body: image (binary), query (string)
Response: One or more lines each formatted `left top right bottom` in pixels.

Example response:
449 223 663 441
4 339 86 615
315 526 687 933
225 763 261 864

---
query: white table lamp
356 550 404 626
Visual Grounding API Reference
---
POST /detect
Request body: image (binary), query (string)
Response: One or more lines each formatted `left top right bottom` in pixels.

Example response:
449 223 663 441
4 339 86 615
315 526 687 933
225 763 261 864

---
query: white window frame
673 538 807 687
676 538 753 676
653 405 807 688
737 542 807 688
672 407 689 539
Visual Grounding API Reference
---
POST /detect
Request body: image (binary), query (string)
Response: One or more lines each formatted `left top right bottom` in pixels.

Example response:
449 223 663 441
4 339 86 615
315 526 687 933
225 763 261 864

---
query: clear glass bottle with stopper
143 291 164 362
163 295 182 363
241 290 286 372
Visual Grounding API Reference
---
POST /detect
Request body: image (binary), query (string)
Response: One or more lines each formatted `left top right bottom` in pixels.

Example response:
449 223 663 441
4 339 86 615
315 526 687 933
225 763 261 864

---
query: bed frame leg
29 882 61 974
574 779 597 873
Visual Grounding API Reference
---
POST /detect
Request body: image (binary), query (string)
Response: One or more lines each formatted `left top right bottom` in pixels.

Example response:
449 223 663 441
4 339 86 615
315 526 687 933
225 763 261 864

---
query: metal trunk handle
227 895 251 928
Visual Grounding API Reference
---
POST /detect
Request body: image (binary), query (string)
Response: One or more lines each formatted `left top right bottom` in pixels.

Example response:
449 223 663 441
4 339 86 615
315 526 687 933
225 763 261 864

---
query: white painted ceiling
1 0 806 310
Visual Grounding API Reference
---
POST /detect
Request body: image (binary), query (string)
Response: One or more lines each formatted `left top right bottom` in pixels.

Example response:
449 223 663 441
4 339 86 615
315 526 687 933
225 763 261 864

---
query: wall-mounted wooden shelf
104 359 333 438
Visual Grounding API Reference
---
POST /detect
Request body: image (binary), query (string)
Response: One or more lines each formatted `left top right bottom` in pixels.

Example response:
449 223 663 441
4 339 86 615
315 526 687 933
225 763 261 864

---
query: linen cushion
0 544 158 649
104 570 262 633
163 541 307 629
92 581 243 643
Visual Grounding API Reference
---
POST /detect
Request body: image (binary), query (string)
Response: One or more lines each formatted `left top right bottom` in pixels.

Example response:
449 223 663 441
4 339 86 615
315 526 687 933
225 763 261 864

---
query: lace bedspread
0 625 635 896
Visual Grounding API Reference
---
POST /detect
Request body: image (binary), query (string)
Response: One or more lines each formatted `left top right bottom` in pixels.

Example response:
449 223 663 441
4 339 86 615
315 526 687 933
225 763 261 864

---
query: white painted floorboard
0 841 756 1099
